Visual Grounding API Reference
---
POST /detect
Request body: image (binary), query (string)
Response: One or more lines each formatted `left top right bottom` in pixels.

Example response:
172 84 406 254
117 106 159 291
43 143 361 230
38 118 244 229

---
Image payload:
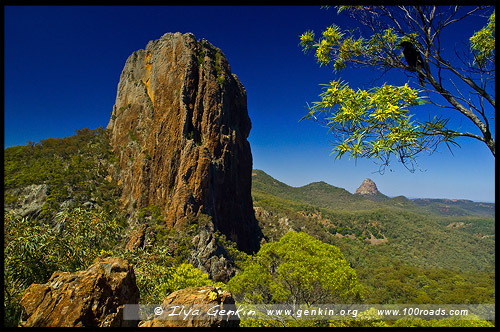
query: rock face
138 285 239 327
190 218 236 283
19 256 140 327
355 178 381 196
125 224 149 251
5 184 49 218
107 32 260 254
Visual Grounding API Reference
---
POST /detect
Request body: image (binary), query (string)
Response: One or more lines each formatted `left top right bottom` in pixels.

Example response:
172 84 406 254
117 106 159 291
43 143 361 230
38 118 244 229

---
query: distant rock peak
355 178 381 196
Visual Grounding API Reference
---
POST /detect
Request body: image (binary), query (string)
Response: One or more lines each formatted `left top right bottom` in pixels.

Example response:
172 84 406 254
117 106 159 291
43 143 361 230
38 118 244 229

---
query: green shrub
3 208 125 326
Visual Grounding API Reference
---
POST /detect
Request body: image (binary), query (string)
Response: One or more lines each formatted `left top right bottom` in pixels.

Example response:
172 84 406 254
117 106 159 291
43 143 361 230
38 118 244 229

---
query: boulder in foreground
19 256 140 327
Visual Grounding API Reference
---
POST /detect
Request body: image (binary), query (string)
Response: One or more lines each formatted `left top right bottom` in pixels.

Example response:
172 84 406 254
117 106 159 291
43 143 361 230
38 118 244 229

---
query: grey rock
6 184 49 218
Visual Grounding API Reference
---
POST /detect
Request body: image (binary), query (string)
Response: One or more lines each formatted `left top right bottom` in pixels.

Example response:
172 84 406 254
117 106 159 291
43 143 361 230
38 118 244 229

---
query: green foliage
328 307 390 327
328 308 494 327
391 316 494 327
229 232 363 327
300 6 496 166
4 127 121 218
215 50 225 85
214 231 251 270
358 262 495 305
128 129 139 143
3 120 494 329
4 208 125 326
251 170 495 317
413 198 495 218
198 47 206 67
4 192 18 205
470 11 495 65
120 244 212 304
137 204 164 225
117 212 220 304
228 232 362 306
253 170 495 273
3 132 222 326
4 128 124 326
301 80 460 171
252 169 417 212
4 208 124 287
151 212 214 265
3 204 219 325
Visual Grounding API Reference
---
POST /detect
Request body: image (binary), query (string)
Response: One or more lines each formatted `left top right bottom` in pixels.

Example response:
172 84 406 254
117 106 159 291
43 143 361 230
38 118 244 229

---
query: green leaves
228 232 362 306
300 6 495 161
4 127 121 219
470 11 495 65
299 30 315 52
300 23 398 71
301 24 364 70
3 207 125 326
145 263 212 304
302 79 461 171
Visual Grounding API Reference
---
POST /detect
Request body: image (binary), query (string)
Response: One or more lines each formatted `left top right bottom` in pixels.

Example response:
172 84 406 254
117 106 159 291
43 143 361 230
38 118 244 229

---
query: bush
3 208 125 326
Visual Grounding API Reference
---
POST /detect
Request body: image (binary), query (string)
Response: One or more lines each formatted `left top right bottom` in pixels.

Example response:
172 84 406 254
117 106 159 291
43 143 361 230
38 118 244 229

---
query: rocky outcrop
125 224 149 251
107 32 260 254
189 218 235 283
19 256 139 327
5 184 49 218
355 178 381 196
138 285 239 327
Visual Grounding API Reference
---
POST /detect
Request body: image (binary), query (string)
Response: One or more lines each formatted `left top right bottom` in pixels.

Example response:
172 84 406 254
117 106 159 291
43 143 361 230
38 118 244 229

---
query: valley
251 169 495 305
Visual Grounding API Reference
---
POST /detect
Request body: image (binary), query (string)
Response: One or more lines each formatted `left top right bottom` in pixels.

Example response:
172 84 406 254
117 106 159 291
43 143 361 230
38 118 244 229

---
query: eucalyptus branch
433 53 495 108
300 6 495 165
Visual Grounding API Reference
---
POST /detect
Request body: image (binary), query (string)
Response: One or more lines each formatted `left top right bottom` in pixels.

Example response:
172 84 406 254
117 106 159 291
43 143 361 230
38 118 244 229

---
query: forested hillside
3 132 495 327
251 169 495 305
4 129 220 326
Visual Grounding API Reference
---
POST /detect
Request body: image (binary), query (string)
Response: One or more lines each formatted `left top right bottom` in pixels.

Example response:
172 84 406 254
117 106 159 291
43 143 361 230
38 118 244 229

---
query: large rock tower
107 32 260 253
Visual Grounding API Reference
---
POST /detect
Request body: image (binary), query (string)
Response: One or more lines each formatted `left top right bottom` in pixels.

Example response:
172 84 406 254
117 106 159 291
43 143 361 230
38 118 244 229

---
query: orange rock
107 32 261 254
19 256 140 327
355 178 381 196
138 285 239 327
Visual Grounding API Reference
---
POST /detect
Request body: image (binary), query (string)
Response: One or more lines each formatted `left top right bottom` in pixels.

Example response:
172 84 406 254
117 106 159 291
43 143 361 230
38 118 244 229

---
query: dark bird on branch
399 41 425 87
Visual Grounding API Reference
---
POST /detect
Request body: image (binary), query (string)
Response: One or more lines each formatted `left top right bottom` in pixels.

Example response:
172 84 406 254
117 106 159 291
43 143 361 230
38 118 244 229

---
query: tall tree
300 6 495 172
228 231 362 305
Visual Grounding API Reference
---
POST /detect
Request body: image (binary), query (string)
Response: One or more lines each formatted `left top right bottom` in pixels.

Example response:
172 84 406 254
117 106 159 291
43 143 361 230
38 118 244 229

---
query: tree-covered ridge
3 130 494 328
412 198 495 217
252 169 495 218
3 129 220 326
251 170 494 310
252 181 494 273
253 169 399 211
4 127 121 219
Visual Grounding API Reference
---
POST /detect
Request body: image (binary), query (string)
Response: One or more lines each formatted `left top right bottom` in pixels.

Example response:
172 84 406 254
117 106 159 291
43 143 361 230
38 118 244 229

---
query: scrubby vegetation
4 127 121 220
4 208 124 325
3 131 494 327
250 169 495 326
3 129 217 326
228 232 362 305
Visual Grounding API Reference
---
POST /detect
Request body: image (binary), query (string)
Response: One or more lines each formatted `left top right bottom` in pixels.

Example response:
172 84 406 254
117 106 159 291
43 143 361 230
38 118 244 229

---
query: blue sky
4 6 495 202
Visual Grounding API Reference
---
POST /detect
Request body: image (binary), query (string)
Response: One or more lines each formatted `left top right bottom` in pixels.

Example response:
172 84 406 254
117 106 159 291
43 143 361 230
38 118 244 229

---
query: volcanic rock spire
355 178 381 196
107 32 260 254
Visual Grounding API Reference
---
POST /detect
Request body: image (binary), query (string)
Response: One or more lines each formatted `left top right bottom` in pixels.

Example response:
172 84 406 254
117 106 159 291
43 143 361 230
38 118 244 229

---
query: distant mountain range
251 169 494 273
251 169 495 218
250 169 494 306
